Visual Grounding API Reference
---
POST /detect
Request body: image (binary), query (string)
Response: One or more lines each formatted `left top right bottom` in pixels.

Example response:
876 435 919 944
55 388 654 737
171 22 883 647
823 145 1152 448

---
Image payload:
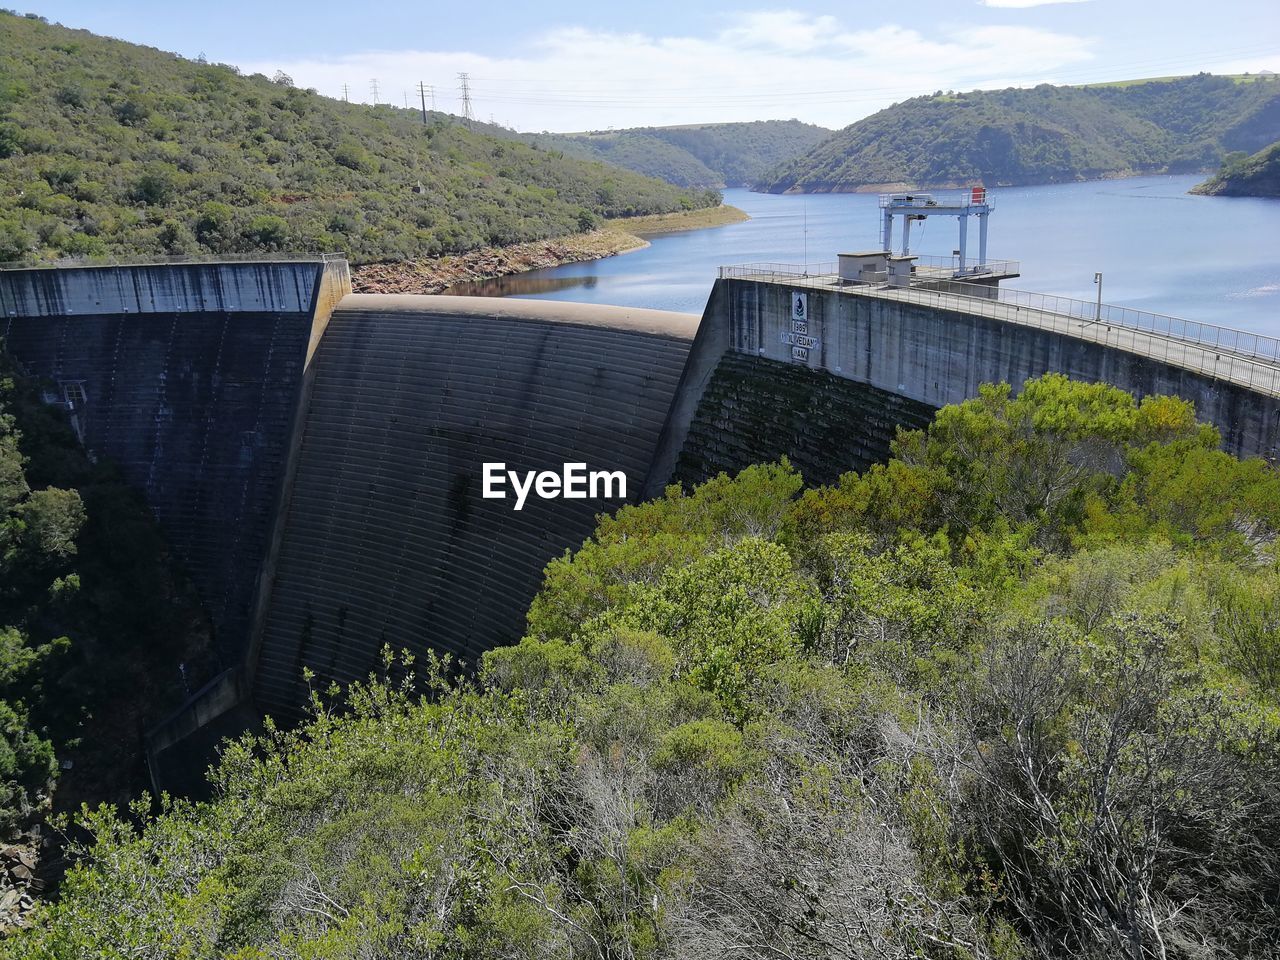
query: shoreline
766 170 1213 196
611 204 750 235
351 205 748 295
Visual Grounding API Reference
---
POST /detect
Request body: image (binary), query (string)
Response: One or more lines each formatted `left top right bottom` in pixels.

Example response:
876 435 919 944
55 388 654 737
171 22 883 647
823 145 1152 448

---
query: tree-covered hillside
525 120 830 188
759 74 1280 192
1193 140 1280 197
9 375 1280 958
0 12 718 265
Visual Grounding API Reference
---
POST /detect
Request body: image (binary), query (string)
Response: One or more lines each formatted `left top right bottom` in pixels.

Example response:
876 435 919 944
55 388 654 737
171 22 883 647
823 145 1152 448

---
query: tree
15 487 85 562
6 378 1280 957
243 213 289 249
958 616 1280 958
888 375 1204 547
0 11 715 265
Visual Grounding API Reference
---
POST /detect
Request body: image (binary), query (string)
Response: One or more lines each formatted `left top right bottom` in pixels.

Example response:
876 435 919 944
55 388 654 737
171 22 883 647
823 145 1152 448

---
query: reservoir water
457 176 1280 332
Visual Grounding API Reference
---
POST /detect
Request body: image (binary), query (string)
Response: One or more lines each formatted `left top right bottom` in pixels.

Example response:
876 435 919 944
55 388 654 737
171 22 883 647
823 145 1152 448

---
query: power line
458 72 474 127
317 40 1275 126
462 41 1279 93
455 42 1280 113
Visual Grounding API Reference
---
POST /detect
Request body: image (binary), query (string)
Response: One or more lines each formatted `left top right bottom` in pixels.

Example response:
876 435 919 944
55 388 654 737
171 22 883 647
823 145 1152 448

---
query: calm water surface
457 176 1280 332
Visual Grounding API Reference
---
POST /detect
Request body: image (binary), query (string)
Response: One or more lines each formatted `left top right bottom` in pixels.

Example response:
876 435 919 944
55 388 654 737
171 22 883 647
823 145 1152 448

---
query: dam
3 240 1278 787
248 294 698 720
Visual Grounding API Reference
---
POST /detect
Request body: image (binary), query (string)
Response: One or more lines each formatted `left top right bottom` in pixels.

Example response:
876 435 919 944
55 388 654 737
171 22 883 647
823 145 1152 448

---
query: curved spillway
250 295 697 717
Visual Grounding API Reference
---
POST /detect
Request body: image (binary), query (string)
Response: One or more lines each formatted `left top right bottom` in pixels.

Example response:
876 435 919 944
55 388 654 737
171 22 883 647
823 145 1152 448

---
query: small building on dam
3 238 1278 789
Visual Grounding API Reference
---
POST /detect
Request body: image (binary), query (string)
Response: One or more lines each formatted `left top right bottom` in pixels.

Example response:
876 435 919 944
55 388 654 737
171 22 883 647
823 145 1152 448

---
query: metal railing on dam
0 251 348 271
719 263 1280 398
896 254 1022 278
724 257 1022 281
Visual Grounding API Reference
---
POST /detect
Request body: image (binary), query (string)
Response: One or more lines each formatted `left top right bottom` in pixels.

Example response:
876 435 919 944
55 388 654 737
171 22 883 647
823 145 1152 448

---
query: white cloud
979 0 1092 7
239 11 1096 131
719 11 843 52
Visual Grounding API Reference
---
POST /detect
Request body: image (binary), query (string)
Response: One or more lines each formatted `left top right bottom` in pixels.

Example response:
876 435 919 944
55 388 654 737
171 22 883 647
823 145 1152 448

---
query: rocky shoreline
352 205 748 296
352 230 648 296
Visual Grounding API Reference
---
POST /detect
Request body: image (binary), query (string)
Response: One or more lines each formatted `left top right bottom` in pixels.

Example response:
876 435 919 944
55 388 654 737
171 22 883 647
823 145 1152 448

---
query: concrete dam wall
679 278 1280 462
0 258 351 668
5 259 1280 776
249 295 697 717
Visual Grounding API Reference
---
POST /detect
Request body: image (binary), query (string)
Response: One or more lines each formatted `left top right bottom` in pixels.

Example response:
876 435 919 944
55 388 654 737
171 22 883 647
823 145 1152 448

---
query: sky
20 1 1280 131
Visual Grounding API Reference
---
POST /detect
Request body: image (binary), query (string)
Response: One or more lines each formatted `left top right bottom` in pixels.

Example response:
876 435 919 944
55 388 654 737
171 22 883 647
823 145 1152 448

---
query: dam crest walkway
720 263 1280 400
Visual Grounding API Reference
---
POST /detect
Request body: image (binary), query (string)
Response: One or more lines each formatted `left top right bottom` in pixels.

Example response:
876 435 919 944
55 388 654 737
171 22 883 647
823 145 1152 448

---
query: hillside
1192 140 1280 197
525 120 830 188
7 375 1280 957
758 74 1280 193
0 12 718 265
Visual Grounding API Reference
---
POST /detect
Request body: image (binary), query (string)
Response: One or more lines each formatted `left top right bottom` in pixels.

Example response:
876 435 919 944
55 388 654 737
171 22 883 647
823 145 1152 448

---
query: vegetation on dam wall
675 352 937 488
10 374 1280 958
0 12 718 266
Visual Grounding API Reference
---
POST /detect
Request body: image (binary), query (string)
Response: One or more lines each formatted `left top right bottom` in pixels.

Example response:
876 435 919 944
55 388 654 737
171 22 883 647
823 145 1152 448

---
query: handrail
878 192 992 209
718 256 1020 278
887 284 1280 398
0 252 347 271
920 278 1280 366
908 254 1020 277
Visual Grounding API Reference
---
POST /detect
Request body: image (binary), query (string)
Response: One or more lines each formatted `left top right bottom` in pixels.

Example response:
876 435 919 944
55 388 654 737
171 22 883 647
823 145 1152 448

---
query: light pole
802 200 808 276
1094 272 1103 323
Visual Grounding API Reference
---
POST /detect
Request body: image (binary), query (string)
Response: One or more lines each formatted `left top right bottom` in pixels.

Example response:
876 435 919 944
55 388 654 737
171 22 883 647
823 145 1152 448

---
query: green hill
525 120 830 188
758 74 1280 193
0 12 718 265
1192 140 1280 197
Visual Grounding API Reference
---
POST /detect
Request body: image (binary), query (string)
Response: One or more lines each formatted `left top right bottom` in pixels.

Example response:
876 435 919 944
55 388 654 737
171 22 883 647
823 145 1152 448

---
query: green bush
243 213 288 248
14 378 1280 957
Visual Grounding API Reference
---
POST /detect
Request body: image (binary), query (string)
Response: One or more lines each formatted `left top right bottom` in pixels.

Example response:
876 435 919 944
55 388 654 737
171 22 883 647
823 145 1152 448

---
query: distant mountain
524 121 831 189
0 12 717 265
757 75 1280 193
1192 140 1280 197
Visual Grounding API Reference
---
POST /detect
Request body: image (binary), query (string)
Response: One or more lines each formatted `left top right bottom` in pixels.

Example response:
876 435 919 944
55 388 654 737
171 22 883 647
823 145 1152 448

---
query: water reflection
444 273 599 297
